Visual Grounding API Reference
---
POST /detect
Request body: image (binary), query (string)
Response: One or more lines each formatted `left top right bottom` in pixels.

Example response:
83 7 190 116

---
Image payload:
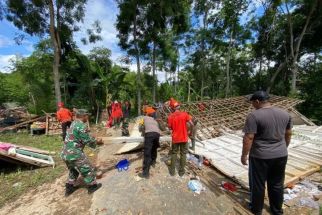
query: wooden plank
0 116 44 132
45 114 49 135
101 136 172 144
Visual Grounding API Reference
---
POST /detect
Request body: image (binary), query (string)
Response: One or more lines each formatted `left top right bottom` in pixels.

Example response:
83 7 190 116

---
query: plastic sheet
188 179 205 194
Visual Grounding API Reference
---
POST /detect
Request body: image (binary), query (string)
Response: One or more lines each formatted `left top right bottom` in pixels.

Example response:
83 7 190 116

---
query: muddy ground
0 127 320 215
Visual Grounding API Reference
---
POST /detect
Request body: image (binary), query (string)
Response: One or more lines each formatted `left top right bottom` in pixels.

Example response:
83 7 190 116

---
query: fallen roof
193 126 322 189
159 95 306 140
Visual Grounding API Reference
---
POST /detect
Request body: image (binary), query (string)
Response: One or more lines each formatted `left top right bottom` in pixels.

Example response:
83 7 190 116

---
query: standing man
152 103 166 131
56 102 73 141
138 107 161 179
168 99 193 176
112 101 123 128
122 100 131 119
188 116 198 151
61 109 103 196
241 91 292 215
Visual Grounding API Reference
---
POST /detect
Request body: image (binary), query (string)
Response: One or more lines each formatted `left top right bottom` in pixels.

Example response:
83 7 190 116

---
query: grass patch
0 133 65 208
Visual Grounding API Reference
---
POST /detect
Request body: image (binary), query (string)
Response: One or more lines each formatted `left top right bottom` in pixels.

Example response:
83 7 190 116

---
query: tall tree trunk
225 30 233 98
286 0 317 93
48 0 62 107
200 9 208 100
133 4 141 115
266 61 286 94
152 42 156 103
291 62 298 93
188 81 191 102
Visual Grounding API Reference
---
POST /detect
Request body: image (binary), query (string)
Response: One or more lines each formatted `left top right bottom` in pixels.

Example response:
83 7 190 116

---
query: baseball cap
249 91 270 101
152 103 161 109
75 109 90 115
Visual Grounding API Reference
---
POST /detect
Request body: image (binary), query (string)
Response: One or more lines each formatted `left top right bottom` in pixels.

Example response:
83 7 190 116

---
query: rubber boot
65 183 78 197
88 183 102 194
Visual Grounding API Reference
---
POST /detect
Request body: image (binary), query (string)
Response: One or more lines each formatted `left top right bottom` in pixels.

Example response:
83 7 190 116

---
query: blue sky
0 0 263 76
0 0 125 73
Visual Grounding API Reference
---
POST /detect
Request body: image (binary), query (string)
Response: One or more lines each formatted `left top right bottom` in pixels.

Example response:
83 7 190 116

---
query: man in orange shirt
56 102 73 141
168 99 193 176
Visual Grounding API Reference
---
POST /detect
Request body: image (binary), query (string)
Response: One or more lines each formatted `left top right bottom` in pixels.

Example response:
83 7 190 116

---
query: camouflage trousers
63 154 96 185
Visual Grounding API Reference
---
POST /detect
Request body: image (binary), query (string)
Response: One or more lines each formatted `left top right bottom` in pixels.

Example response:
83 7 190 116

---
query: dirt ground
1 126 321 215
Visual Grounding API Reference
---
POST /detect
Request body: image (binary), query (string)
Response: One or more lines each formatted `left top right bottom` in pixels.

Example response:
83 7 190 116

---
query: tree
283 0 320 93
217 0 249 97
252 0 322 94
116 0 146 115
5 0 89 105
143 0 191 102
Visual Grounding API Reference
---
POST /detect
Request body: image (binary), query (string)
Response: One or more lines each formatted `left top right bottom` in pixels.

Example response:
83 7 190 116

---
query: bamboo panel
194 131 322 189
159 95 302 140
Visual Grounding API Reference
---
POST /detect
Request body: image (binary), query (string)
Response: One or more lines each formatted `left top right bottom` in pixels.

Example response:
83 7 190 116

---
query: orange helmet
145 106 156 115
169 98 180 109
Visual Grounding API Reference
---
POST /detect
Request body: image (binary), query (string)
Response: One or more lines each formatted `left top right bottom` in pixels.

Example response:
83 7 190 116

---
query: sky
0 0 264 78
0 0 125 73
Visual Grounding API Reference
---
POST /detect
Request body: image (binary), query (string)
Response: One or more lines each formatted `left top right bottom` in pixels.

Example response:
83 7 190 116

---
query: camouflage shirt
61 120 96 161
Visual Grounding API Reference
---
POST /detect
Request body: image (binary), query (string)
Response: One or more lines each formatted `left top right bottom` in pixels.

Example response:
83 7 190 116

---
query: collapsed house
157 95 321 188
113 95 322 189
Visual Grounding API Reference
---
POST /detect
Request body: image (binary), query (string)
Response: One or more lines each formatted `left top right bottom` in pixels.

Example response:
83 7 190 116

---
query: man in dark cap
241 91 292 215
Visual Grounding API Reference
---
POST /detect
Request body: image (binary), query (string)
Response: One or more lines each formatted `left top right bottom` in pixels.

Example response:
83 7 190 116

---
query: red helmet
57 102 64 108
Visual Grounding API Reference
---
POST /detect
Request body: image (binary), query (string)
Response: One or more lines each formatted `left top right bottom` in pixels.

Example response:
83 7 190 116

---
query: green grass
0 133 65 208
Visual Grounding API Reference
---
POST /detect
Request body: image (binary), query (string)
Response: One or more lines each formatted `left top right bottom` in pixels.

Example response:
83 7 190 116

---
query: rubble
0 142 55 167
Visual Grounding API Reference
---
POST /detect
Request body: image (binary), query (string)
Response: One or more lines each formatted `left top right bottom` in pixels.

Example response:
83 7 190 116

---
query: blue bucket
116 159 129 172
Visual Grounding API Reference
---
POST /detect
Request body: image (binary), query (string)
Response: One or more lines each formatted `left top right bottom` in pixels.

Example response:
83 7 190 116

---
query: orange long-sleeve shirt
56 107 73 123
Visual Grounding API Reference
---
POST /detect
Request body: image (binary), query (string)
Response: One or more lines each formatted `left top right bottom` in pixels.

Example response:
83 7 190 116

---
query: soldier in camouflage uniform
61 109 102 196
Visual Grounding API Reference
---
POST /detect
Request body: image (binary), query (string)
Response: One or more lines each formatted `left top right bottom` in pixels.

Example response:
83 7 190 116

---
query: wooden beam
100 136 172 144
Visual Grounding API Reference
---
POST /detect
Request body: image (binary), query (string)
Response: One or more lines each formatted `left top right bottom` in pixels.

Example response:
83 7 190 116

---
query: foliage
0 0 322 124
298 58 322 124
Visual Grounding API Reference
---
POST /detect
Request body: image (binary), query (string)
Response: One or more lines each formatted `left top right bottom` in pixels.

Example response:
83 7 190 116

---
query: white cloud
73 0 169 83
0 35 14 48
0 54 15 73
75 0 122 60
74 0 161 79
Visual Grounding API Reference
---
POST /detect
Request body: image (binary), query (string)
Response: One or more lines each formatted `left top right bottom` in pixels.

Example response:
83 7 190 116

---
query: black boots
65 183 78 197
138 172 150 179
65 183 102 196
88 183 102 194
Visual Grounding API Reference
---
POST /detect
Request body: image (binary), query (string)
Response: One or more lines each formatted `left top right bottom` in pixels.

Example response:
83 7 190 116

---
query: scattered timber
0 116 45 132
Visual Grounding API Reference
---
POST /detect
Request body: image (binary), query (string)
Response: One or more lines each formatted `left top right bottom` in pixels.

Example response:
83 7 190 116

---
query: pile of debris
0 142 55 167
0 103 37 127
0 103 45 133
0 103 62 135
109 95 322 192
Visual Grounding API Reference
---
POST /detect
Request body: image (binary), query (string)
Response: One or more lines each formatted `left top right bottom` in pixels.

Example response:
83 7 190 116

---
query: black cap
249 91 270 101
